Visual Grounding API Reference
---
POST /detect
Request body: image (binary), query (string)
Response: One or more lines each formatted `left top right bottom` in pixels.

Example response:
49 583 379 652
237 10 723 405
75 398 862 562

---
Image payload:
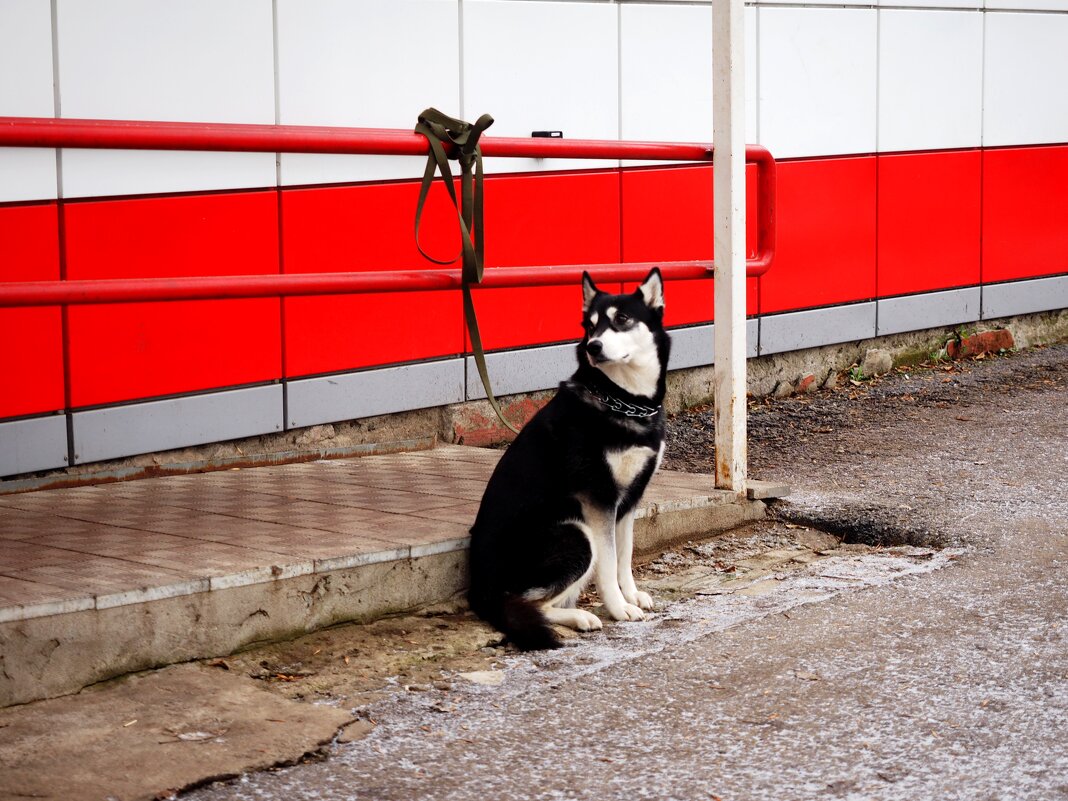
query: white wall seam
754 5 761 143
459 0 467 119
979 7 986 149
49 0 62 200
617 2 624 142
272 0 282 185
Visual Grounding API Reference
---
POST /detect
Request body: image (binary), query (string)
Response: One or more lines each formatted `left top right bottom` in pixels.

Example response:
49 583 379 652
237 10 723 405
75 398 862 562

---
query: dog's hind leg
616 509 653 611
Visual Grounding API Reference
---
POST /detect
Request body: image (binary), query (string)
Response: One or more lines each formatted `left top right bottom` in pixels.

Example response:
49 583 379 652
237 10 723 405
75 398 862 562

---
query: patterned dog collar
585 385 662 418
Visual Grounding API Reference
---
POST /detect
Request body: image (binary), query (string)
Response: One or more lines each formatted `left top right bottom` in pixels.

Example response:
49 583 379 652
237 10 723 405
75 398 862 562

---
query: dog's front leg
616 509 653 611
590 515 645 622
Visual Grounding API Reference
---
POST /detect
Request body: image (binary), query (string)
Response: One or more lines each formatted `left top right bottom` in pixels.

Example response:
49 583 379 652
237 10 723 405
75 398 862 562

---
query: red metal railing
0 116 775 308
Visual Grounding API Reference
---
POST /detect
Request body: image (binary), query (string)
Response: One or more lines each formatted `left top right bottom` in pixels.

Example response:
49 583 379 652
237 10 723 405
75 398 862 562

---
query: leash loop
413 108 519 435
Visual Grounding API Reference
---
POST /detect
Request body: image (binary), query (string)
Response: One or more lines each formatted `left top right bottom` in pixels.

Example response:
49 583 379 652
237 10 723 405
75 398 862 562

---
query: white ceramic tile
619 4 757 165
878 10 983 152
985 0 1068 10
0 0 57 201
55 0 276 198
878 0 980 7
463 0 618 174
758 7 877 159
983 12 1068 147
756 0 874 6
278 0 460 187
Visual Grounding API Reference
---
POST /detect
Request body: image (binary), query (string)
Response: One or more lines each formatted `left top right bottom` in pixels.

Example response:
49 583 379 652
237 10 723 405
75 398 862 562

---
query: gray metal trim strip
759 302 877 355
982 275 1068 320
877 286 981 336
287 359 465 428
465 344 575 400
668 320 760 371
0 415 69 477
72 385 283 465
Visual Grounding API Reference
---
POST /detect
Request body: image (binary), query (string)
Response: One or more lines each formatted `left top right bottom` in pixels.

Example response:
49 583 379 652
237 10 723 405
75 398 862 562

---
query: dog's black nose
586 339 603 357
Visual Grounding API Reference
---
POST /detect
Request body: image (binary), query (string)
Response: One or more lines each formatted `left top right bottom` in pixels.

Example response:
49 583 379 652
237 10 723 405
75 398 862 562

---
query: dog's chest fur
605 445 657 491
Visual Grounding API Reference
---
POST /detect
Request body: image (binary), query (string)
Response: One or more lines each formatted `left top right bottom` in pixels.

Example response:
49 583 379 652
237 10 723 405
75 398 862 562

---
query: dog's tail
471 591 562 651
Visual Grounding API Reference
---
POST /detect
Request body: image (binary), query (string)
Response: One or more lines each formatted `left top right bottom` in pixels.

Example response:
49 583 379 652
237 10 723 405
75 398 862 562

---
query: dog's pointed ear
582 271 599 312
637 267 664 311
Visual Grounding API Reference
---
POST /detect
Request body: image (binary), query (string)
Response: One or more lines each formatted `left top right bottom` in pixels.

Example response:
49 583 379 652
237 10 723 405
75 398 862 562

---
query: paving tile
32 529 193 558
123 540 308 577
281 532 407 564
0 486 108 512
407 502 481 527
0 507 86 540
0 541 99 571
651 470 721 492
5 557 198 599
365 516 471 547
337 475 487 500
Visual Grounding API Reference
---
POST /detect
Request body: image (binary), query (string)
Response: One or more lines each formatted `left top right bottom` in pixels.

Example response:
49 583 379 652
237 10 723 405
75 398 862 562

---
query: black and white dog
468 268 671 650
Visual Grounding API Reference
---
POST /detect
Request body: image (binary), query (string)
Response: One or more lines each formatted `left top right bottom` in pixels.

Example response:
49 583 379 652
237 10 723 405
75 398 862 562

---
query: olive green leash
413 108 519 435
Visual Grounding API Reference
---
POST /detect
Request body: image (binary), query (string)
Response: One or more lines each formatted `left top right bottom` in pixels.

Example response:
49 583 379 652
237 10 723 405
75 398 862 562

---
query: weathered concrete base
635 499 766 555
0 664 353 801
0 550 466 708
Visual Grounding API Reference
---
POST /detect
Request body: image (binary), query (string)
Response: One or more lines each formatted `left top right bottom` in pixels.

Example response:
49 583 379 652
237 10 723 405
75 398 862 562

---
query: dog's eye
615 313 630 326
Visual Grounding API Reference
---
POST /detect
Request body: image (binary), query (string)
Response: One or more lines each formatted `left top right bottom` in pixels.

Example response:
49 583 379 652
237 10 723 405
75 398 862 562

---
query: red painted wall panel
282 181 464 377
878 150 981 297
470 171 623 351
759 156 877 315
0 203 65 418
982 145 1068 283
620 164 760 323
65 191 281 407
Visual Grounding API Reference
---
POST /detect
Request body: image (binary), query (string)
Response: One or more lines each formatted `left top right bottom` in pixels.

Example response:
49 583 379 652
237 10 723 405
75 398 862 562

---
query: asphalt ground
181 344 1068 801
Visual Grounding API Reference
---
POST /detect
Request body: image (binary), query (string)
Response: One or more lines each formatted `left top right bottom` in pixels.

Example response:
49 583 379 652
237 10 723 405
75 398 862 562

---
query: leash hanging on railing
413 107 519 435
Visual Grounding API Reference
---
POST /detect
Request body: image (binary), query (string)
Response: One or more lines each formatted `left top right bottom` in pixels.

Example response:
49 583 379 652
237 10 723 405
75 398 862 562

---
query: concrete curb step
0 445 770 707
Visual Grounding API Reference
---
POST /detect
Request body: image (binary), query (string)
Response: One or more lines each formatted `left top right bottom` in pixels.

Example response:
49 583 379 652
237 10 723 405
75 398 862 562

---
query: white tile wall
463 0 618 174
5 2 1066 201
878 10 983 152
619 3 757 164
277 0 460 187
55 0 276 198
984 11 1068 147
0 0 57 202
758 7 877 159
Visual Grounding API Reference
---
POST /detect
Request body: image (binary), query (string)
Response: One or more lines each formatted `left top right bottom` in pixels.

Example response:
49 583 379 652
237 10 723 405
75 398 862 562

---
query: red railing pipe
0 262 716 308
0 117 776 307
0 115 757 162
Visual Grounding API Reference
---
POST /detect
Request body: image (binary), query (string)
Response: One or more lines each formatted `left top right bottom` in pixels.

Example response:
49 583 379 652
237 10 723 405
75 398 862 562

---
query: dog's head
579 268 668 398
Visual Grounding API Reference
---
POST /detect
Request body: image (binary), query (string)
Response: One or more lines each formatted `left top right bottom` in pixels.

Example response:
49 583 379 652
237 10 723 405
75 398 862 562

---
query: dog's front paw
623 587 654 611
606 602 645 622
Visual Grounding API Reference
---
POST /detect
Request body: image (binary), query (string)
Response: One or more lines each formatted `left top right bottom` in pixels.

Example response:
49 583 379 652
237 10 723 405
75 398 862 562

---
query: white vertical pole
712 0 747 493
